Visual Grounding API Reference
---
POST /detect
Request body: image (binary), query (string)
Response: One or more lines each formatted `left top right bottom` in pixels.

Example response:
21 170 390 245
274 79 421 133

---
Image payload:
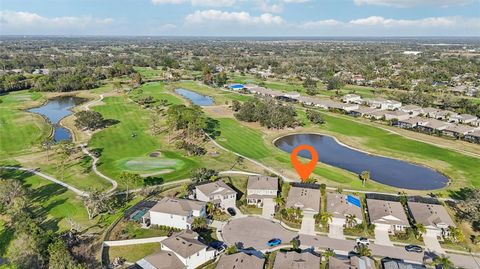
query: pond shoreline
273 132 450 190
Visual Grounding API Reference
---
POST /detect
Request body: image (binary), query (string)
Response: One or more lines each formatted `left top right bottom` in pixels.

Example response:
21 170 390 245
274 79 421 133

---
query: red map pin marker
290 144 318 182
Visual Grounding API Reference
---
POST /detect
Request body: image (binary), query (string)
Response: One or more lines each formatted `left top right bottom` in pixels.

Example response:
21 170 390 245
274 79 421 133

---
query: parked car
267 238 282 247
227 207 236 216
210 241 226 250
356 237 370 245
405 245 423 253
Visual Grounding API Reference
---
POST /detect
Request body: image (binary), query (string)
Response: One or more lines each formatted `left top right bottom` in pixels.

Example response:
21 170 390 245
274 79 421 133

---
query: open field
106 243 160 263
0 91 51 159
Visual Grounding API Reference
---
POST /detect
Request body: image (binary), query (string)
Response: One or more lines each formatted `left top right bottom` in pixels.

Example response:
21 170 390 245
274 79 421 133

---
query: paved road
222 216 480 268
80 144 118 193
1 166 88 197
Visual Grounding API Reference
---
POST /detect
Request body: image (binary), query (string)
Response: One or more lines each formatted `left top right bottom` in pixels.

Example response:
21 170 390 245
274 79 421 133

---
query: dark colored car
267 238 282 247
227 207 236 216
405 245 423 253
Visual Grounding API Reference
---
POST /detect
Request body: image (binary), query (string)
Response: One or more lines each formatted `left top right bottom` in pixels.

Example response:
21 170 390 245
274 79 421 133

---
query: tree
213 72 228 87
83 189 112 220
327 77 344 91
346 214 358 228
231 100 241 112
432 255 454 269
191 168 218 184
202 67 213 85
320 212 333 227
41 138 54 162
359 171 370 187
290 236 300 250
74 110 105 131
306 109 325 124
446 226 463 243
56 141 76 180
191 217 208 231
206 202 215 217
414 223 426 239
0 179 26 213
48 239 85 269
456 188 480 230
322 248 335 262
303 77 318 95
231 156 244 169
118 172 142 201
131 72 142 88
354 244 372 257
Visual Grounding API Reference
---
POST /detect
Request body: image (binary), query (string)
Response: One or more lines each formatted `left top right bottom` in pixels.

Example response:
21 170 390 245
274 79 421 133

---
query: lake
28 96 86 141
274 133 448 190
175 88 214 106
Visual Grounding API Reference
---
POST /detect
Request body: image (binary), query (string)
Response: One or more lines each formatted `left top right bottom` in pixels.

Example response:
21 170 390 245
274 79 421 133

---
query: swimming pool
229 84 245 90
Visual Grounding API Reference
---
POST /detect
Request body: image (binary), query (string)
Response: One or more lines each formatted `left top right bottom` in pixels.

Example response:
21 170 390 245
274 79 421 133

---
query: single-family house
400 105 423 117
342 94 362 104
432 110 457 121
442 124 477 138
350 107 377 117
397 117 422 129
195 181 237 209
327 193 363 228
465 130 480 143
363 98 402 110
144 197 206 229
472 119 480 127
417 119 451 133
364 109 388 120
137 230 216 269
421 107 440 118
328 255 375 269
366 199 410 234
286 185 321 214
216 252 265 269
384 110 411 121
246 175 278 207
407 202 456 238
273 251 321 269
381 257 425 269
449 113 477 124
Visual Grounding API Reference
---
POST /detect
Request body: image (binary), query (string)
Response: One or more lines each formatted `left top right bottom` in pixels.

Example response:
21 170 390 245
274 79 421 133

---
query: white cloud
283 0 310 3
151 0 236 6
300 19 342 28
185 10 284 25
349 16 458 27
0 10 113 34
353 0 473 8
258 1 284 13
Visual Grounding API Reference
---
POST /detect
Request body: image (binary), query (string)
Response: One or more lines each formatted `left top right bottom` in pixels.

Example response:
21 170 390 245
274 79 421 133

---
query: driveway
299 211 316 236
423 230 445 254
328 222 345 239
222 217 296 250
374 224 393 246
262 198 275 219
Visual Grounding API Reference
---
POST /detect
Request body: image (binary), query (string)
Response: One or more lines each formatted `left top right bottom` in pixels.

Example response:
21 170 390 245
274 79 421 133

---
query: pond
175 88 214 106
274 134 449 190
28 96 86 141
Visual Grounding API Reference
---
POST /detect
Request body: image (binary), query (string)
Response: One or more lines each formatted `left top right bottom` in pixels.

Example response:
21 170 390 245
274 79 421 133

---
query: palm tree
414 223 426 239
41 138 54 162
359 171 370 187
191 217 208 231
432 255 454 269
290 236 300 250
346 214 358 228
274 196 285 208
322 248 335 262
447 226 462 243
354 244 372 257
206 202 215 217
320 212 333 227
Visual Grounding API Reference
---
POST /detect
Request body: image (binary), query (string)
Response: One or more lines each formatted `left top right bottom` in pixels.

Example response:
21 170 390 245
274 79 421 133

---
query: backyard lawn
106 243 160 263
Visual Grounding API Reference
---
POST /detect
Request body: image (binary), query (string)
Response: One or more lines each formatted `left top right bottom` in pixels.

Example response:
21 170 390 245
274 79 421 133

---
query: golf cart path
0 166 88 197
80 144 118 193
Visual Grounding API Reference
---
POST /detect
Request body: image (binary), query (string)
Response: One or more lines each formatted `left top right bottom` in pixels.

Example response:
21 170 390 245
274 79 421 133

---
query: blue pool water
175 88 214 106
229 84 245 90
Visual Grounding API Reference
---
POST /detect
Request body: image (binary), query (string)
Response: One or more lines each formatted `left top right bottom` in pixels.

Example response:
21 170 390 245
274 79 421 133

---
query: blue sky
1 0 479 36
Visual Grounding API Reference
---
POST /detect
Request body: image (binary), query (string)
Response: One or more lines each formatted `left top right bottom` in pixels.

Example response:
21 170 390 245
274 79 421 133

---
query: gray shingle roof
150 197 205 216
196 181 236 197
286 186 320 213
407 202 455 228
216 252 265 269
161 230 207 258
247 176 278 191
273 251 320 269
366 199 409 226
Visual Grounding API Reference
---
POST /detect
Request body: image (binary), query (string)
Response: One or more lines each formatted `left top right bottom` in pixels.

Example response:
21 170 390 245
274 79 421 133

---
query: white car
356 237 370 245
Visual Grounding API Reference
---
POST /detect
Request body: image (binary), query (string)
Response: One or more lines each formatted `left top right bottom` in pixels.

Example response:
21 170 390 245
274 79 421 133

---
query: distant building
384 110 411 121
216 252 265 269
342 94 362 104
449 113 477 124
416 119 451 133
366 199 410 234
273 251 321 269
195 181 237 209
465 130 480 143
363 98 402 110
381 257 426 269
400 105 423 117
246 175 278 207
144 197 206 229
442 124 477 138
403 51 422 55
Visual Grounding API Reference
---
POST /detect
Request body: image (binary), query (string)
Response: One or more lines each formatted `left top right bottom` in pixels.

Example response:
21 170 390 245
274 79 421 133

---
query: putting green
117 156 185 173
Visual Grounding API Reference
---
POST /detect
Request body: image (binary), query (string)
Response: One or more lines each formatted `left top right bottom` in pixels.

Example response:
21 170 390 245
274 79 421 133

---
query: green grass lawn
0 91 51 159
134 67 164 80
135 82 184 105
89 96 199 186
106 243 160 263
